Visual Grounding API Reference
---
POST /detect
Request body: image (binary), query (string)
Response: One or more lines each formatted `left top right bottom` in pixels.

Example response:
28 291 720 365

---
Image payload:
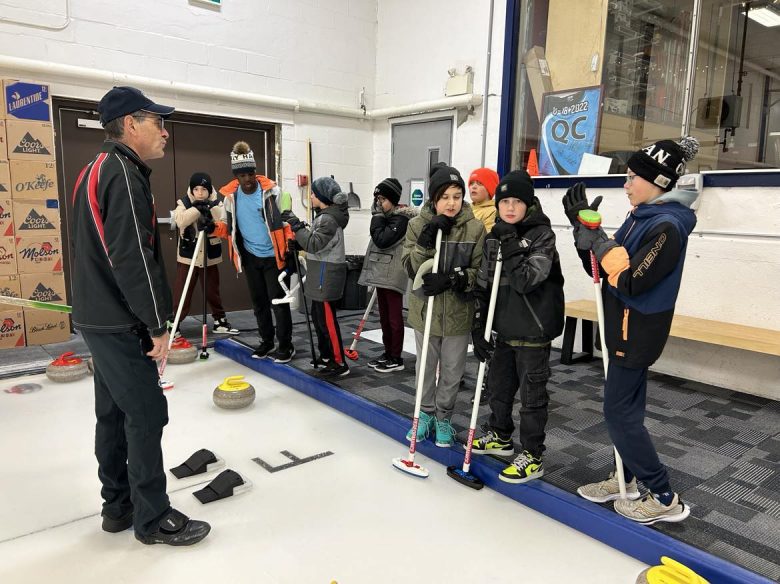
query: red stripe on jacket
87 153 112 267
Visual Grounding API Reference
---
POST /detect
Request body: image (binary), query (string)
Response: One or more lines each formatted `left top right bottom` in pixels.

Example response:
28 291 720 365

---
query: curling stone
213 375 255 410
167 337 198 364
46 352 89 383
636 557 708 584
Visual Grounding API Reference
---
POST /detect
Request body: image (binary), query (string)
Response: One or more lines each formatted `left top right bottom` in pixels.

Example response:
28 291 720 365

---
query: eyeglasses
625 173 637 184
133 113 165 130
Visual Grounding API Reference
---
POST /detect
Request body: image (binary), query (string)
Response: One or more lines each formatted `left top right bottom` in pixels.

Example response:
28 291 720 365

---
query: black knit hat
189 172 213 194
494 170 535 207
626 136 699 191
374 178 402 206
428 163 465 202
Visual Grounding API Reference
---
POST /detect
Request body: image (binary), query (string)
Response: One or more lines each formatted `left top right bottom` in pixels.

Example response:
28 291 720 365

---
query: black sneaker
213 318 239 335
272 346 296 364
135 508 210 546
102 510 133 533
252 340 275 359
375 356 404 373
367 353 389 369
316 360 350 378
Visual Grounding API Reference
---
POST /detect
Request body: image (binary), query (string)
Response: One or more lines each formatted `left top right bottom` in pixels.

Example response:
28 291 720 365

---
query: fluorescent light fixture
747 6 780 27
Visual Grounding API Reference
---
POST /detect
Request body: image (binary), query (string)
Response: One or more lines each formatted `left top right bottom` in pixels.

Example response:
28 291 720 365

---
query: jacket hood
373 204 418 219
322 191 350 229
651 187 699 209
633 194 697 235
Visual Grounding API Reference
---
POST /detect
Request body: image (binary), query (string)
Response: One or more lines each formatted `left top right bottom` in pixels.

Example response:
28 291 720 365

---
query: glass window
510 0 780 175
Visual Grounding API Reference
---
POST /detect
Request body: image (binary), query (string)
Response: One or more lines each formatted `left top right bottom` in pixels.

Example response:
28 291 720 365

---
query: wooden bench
560 299 780 365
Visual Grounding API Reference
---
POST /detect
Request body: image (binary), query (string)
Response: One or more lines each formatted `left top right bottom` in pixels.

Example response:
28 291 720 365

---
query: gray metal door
391 118 453 206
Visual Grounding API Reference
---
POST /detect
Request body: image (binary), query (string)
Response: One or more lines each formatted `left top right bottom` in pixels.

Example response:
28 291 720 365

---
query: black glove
421 272 453 296
492 221 529 258
282 210 305 232
370 214 388 230
430 213 455 235
197 214 215 233
471 329 495 363
450 268 468 292
572 223 618 261
490 220 516 241
562 182 603 227
417 215 455 249
193 199 217 214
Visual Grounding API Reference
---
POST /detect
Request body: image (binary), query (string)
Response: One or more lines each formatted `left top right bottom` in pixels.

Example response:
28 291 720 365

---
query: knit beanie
468 167 500 198
494 170 535 207
626 136 699 191
230 141 256 175
373 178 402 206
189 172 213 194
428 162 465 202
311 176 342 205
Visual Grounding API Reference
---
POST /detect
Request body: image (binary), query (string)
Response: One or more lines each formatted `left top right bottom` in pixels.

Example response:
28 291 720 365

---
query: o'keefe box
0 274 21 310
0 198 13 236
0 309 26 348
14 235 62 273
5 120 55 161
24 309 69 345
20 271 66 305
0 120 7 160
0 236 17 275
10 161 58 199
13 199 60 234
2 80 52 122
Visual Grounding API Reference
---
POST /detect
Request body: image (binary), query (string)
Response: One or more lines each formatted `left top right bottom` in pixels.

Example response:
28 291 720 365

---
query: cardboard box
20 271 66 305
524 45 554 120
24 309 69 345
0 119 7 160
0 198 13 236
0 160 10 195
5 120 55 161
0 236 17 275
13 199 60 234
14 235 62 273
0 274 21 310
10 160 58 199
0 309 25 348
2 79 52 122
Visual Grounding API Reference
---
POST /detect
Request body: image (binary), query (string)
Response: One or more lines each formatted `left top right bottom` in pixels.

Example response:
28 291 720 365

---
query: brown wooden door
53 98 276 315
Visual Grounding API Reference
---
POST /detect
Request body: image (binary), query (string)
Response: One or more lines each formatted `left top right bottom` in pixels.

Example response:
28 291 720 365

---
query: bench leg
560 316 594 365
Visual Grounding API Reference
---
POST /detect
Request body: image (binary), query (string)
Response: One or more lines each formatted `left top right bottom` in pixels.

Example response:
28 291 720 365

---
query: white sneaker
213 318 239 335
614 492 690 525
577 471 641 503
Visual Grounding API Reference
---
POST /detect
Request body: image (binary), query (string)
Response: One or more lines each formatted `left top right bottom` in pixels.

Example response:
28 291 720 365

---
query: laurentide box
0 236 17 275
13 199 60 233
0 309 25 348
14 235 62 273
5 120 55 161
10 160 58 199
24 309 69 345
0 274 21 310
2 80 51 122
0 198 13 236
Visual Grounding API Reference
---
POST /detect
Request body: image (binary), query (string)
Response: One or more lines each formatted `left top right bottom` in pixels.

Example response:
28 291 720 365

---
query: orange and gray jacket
172 188 228 268
70 140 172 336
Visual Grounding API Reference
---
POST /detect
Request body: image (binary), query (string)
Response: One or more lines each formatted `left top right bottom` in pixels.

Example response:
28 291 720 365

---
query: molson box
0 160 10 194
0 198 13 236
14 235 62 273
10 161 58 199
13 199 60 233
0 236 17 275
0 274 21 310
5 120 55 161
2 80 51 121
0 309 25 348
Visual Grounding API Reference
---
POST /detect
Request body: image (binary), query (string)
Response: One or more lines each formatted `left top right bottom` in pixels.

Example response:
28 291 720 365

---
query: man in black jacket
71 86 209 546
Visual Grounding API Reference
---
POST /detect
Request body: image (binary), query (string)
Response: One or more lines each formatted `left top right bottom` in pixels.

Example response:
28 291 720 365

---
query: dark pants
487 342 551 458
376 288 404 359
81 329 170 536
604 362 671 494
172 262 226 321
311 300 345 365
241 252 293 349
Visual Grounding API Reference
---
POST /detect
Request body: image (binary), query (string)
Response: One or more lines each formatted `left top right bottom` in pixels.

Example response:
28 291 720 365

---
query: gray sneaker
577 471 641 503
614 492 690 525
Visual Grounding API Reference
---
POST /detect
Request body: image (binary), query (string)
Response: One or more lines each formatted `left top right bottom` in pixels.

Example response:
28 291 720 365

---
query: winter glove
197 214 215 234
562 182 603 227
421 272 453 296
193 199 217 215
491 220 528 259
572 224 618 261
430 213 456 235
471 329 495 363
370 213 388 229
490 220 516 241
417 214 456 249
281 210 306 232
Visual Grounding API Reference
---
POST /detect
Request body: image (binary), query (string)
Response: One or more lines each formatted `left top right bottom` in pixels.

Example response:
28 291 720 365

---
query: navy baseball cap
98 86 175 126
